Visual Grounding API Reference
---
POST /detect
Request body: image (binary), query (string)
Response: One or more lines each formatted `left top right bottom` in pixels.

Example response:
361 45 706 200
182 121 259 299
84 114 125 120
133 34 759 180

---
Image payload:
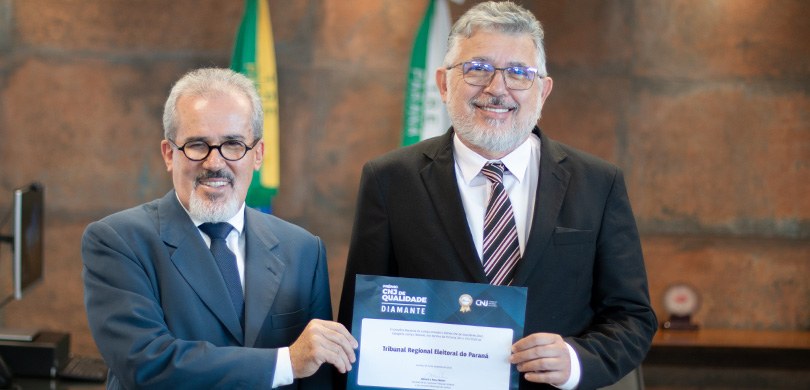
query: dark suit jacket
83 190 333 389
338 128 657 390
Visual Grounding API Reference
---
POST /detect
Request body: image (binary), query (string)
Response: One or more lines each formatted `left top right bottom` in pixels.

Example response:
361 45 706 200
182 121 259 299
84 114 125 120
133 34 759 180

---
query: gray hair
444 1 548 76
162 68 263 141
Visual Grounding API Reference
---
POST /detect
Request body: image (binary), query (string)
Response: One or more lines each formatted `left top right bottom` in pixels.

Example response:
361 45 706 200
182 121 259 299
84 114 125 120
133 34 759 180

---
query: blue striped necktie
199 222 245 330
481 162 521 285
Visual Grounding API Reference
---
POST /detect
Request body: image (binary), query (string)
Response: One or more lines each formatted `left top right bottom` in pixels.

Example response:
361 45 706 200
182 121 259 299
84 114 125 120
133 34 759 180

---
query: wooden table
645 328 810 369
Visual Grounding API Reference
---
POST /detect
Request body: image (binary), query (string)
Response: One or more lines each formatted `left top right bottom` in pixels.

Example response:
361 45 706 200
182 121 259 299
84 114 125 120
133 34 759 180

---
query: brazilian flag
231 0 279 212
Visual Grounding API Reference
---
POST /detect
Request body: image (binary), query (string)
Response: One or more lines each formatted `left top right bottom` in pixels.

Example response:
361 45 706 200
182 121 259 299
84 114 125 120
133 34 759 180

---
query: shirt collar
453 134 533 185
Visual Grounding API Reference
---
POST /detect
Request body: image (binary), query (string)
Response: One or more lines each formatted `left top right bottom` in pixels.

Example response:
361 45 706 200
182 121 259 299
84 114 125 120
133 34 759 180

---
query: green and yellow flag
231 0 278 212
402 0 452 146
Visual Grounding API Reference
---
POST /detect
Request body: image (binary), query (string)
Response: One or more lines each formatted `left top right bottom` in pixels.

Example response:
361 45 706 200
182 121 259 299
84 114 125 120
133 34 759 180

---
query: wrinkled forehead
174 93 254 141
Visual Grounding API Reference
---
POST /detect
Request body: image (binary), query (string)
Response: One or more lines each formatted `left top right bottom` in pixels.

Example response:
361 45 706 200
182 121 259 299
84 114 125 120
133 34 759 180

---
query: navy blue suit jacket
338 129 657 389
83 190 333 389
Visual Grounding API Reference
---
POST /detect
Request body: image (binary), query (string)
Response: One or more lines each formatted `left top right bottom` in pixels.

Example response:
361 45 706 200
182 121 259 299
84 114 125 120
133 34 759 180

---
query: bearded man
337 2 656 389
83 68 357 389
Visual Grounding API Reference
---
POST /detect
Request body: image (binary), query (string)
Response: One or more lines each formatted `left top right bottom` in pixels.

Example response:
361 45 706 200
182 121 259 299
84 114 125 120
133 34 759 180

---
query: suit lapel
242 209 285 347
420 130 488 283
513 131 571 286
159 191 245 343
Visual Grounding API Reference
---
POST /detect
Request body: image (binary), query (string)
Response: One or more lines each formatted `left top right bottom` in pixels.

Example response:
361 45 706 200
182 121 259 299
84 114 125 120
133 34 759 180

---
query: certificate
348 275 527 390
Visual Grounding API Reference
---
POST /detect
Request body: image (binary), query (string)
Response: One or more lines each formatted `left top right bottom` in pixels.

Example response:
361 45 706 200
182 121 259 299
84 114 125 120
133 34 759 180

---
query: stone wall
0 0 807 370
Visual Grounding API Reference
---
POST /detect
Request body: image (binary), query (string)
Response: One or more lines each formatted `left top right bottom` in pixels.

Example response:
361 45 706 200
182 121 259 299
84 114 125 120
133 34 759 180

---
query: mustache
471 95 518 110
194 170 235 185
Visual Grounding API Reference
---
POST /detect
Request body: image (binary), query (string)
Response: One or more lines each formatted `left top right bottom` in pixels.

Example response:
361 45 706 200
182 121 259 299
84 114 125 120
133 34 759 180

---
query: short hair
444 1 548 76
162 68 263 141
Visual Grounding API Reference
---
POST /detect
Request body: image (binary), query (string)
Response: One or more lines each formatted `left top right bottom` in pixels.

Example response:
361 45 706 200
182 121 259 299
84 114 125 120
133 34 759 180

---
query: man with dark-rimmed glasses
338 2 656 389
83 68 357 389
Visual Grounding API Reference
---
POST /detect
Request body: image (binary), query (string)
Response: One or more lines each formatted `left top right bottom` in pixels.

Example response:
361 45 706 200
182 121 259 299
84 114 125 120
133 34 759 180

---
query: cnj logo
475 299 498 308
459 294 500 313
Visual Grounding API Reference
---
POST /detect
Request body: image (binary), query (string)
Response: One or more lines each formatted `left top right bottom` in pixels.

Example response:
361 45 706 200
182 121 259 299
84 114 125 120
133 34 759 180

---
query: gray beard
453 115 531 155
449 97 541 156
188 188 240 223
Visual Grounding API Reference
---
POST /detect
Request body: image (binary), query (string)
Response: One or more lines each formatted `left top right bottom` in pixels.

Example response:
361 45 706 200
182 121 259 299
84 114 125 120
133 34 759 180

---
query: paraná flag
231 0 279 212
402 0 453 146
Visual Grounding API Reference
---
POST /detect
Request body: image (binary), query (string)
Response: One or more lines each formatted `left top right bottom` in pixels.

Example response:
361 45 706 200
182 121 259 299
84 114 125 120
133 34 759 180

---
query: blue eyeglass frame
446 61 544 90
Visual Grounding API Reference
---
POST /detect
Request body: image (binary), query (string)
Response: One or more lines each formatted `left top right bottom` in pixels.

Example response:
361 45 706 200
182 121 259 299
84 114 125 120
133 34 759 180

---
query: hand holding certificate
289 319 358 378
348 275 527 390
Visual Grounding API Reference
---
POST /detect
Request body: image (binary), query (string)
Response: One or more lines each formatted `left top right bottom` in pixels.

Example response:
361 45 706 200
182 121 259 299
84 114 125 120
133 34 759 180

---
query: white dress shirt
452 134 539 259
452 134 581 390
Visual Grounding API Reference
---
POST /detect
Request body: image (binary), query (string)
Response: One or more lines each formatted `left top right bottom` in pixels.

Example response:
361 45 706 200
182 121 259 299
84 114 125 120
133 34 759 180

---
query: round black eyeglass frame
168 138 260 162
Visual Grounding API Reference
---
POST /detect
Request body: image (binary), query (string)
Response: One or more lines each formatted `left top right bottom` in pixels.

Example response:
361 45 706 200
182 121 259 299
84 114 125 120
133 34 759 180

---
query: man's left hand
510 332 571 386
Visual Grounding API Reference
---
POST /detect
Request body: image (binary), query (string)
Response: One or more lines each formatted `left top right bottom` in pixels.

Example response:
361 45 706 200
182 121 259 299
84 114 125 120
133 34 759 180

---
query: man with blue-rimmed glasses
338 2 656 389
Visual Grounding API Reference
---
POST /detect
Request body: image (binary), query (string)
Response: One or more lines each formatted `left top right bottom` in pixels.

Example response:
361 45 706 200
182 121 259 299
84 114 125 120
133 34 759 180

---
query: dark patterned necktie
481 162 521 285
199 222 245 329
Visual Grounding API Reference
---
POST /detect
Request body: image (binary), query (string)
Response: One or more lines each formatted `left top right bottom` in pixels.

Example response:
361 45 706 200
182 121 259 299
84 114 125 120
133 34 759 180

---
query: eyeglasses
446 61 542 90
168 139 259 161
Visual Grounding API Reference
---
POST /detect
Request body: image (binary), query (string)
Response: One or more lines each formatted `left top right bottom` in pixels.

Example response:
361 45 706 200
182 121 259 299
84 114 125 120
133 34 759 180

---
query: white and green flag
402 0 453 146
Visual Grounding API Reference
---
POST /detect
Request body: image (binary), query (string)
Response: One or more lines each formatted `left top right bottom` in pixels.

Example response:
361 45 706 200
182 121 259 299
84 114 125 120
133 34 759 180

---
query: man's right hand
289 319 359 378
